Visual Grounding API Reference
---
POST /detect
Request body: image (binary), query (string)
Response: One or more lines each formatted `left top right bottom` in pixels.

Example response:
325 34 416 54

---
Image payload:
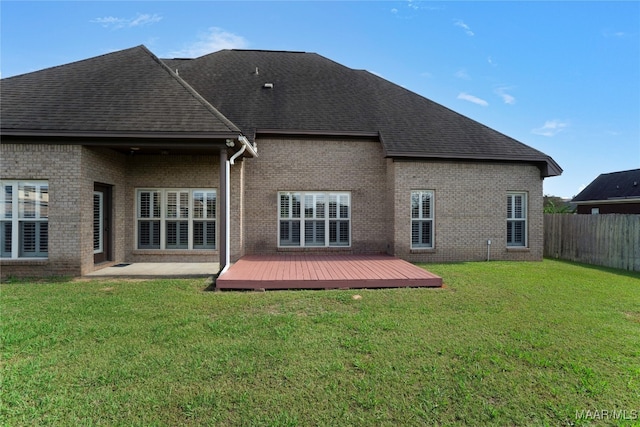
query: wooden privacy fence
544 214 640 271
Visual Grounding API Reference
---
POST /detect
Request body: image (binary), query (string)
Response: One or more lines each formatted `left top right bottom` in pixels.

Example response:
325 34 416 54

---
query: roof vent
263 83 274 89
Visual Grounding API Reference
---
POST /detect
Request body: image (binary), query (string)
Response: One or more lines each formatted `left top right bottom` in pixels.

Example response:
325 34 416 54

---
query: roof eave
385 151 563 178
0 129 245 140
0 129 257 157
255 129 381 139
573 197 640 205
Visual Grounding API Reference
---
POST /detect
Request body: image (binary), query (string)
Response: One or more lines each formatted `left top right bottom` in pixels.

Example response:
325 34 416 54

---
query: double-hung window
411 190 434 249
1 181 49 258
192 190 216 249
136 189 216 250
279 191 350 247
507 192 527 247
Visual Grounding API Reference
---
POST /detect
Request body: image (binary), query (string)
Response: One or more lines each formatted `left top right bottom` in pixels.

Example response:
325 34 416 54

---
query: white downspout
218 136 252 277
229 143 246 165
231 135 256 164
218 158 232 276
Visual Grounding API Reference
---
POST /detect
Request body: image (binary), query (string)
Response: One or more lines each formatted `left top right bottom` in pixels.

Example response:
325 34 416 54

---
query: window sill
132 249 218 255
277 247 352 252
0 258 49 265
410 248 436 254
506 247 530 252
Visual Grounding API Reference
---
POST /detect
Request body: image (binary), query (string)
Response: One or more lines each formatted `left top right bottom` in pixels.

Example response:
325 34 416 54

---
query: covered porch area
216 254 442 290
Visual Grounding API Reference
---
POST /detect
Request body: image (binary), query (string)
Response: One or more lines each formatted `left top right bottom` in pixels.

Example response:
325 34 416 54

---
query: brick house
572 169 640 214
0 46 561 277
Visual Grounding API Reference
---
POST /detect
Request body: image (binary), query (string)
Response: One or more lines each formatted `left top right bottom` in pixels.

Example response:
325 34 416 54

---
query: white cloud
407 0 419 10
130 13 162 27
532 120 569 137
602 29 629 38
495 86 516 105
454 19 474 36
457 92 488 107
391 8 398 14
91 16 127 28
168 27 249 58
487 56 497 67
454 68 470 80
91 13 162 30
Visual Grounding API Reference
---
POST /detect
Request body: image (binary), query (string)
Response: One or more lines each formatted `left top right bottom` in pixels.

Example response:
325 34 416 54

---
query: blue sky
2 1 638 198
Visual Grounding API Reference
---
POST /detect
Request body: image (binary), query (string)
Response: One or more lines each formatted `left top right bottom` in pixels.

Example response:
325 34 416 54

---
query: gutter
218 135 257 278
229 139 247 165
228 134 257 165
573 197 640 205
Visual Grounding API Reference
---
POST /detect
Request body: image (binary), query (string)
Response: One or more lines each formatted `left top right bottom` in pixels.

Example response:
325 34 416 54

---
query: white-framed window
411 190 434 249
278 191 350 248
0 180 49 258
136 189 216 250
93 191 103 254
507 192 527 247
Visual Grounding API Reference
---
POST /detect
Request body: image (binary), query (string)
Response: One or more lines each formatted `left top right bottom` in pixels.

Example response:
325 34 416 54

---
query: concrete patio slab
85 262 219 278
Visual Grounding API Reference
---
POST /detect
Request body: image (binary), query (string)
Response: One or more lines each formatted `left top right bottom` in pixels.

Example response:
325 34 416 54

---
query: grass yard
1 259 639 426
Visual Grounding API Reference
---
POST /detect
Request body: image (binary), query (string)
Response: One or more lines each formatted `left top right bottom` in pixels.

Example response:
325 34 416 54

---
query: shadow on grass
1 275 75 284
544 257 640 280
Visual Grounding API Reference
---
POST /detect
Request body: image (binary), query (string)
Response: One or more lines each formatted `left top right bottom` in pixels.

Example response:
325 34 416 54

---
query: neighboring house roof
167 49 561 177
1 45 241 138
572 168 640 203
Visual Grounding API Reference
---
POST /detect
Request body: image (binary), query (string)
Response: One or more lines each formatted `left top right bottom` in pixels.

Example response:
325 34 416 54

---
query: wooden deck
215 254 442 290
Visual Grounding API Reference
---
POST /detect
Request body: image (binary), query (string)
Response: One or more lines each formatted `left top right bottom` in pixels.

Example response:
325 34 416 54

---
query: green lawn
2 260 639 426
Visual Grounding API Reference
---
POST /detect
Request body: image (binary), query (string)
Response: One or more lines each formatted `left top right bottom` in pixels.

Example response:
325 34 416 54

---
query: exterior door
93 183 112 264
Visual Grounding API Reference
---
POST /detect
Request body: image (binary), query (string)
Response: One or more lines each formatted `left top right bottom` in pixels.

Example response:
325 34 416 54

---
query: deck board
216 254 442 290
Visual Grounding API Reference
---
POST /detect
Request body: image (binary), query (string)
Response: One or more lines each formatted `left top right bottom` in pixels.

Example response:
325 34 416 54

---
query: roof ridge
141 45 242 134
600 168 640 176
2 45 148 80
227 49 308 54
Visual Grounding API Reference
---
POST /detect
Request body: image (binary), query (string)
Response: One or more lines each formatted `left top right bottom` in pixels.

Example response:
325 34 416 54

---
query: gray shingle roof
1 45 561 176
169 49 561 176
572 169 640 202
1 45 240 136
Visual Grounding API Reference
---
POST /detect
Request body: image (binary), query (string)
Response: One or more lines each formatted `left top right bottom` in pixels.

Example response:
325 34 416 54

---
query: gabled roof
572 169 640 203
1 45 241 138
168 49 561 177
1 45 560 176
